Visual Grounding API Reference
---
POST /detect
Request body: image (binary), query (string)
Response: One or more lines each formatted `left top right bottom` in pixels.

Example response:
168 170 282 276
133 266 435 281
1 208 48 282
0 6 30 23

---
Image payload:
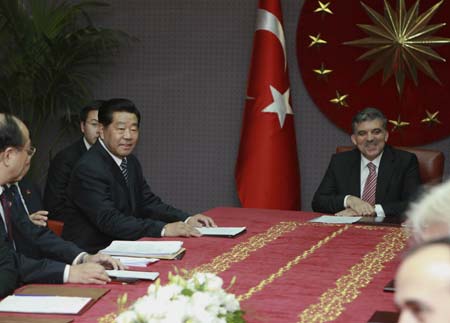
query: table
1 207 407 323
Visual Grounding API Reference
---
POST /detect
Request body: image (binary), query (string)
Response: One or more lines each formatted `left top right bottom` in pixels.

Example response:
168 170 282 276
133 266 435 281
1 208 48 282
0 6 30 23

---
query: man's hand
29 211 48 227
68 263 111 284
186 214 217 228
335 208 359 216
163 221 202 237
346 196 376 216
83 253 126 270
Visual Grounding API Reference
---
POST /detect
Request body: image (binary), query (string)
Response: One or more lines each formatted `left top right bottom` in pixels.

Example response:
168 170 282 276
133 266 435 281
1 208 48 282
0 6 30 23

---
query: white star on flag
261 85 293 128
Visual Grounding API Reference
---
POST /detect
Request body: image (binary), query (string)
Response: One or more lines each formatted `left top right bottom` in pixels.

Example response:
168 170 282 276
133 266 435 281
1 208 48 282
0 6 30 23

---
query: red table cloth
0 207 407 323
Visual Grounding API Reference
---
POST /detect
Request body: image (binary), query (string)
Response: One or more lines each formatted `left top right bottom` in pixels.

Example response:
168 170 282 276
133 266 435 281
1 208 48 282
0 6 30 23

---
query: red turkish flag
235 0 300 210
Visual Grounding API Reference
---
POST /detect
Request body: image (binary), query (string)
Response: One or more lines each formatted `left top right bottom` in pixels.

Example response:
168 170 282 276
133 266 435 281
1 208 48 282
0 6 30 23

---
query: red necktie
0 191 14 243
362 162 377 205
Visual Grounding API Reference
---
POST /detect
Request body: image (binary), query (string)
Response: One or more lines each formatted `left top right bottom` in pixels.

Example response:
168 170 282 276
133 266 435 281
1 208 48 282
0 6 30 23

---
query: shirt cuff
184 216 191 224
161 228 166 236
374 204 385 217
63 265 70 283
344 195 351 208
72 252 87 265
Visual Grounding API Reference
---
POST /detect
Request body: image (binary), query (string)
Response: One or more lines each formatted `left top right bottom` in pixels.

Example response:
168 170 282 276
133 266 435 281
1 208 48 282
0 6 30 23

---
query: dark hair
80 100 104 122
0 113 25 152
98 98 141 128
352 107 387 133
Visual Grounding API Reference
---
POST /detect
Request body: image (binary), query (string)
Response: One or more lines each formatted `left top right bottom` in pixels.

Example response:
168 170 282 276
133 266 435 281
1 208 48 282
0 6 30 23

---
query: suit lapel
348 149 362 197
376 146 395 203
95 142 132 207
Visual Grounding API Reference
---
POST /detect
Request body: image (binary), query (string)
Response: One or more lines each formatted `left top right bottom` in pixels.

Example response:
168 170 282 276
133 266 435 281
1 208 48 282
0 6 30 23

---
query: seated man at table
62 98 215 253
407 179 450 243
395 237 450 323
312 107 420 217
0 240 17 297
44 100 103 220
0 112 123 285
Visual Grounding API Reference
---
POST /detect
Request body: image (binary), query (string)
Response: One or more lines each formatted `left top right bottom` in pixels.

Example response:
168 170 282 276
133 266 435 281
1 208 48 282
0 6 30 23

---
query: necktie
362 162 377 205
0 190 14 243
120 158 128 184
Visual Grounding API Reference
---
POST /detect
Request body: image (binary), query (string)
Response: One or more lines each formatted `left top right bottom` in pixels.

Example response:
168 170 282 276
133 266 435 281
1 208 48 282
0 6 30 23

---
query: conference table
1 207 408 323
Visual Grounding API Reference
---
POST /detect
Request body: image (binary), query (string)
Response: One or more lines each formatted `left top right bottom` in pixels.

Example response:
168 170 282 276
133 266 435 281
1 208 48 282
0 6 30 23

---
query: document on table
197 227 246 237
309 215 362 224
113 256 159 267
106 270 159 281
101 241 183 258
0 295 91 314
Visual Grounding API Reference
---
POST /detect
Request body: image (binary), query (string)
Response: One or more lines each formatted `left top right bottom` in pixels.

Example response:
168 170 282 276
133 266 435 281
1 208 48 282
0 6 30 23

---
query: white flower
115 272 243 323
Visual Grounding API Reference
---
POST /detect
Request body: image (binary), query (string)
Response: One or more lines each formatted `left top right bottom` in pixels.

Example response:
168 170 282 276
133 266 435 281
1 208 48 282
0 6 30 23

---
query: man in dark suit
44 101 103 220
0 240 17 297
63 98 216 253
0 112 124 285
312 107 420 217
10 162 48 227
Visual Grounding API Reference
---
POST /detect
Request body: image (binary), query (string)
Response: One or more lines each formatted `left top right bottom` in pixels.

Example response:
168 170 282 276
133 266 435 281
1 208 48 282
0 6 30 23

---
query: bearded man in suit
63 98 216 253
312 107 421 217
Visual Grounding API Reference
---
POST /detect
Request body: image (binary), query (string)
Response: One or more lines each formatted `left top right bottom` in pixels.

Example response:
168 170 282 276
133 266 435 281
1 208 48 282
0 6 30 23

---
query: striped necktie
361 162 377 205
120 158 128 184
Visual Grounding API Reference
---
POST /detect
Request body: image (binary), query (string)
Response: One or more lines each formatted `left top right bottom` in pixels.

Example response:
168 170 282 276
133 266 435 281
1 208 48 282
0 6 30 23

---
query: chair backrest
47 220 64 237
336 146 445 185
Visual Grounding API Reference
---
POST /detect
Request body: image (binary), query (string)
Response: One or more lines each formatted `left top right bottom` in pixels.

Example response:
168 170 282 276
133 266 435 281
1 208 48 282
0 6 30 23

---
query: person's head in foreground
407 179 450 243
395 237 450 323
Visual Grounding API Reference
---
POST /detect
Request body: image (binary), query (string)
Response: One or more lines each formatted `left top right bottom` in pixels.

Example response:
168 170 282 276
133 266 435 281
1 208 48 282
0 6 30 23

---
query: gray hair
408 179 450 242
352 107 387 133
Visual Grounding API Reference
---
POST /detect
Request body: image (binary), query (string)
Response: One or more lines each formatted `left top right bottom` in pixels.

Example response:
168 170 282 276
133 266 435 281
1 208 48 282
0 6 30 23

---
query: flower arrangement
115 272 245 323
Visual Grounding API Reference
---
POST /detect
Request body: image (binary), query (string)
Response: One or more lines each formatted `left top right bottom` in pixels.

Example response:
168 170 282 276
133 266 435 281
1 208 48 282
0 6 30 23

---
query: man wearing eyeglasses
0 112 125 286
44 101 104 220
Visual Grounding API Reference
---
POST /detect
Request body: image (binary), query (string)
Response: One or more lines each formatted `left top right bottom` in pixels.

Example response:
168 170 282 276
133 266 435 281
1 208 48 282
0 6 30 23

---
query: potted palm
0 0 131 180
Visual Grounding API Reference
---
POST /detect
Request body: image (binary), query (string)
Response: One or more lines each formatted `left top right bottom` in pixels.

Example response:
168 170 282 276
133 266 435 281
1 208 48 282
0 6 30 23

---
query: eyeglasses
21 146 36 157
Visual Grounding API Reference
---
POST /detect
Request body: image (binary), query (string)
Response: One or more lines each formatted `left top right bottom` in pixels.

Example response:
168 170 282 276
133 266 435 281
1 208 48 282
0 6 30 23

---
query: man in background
63 98 215 253
0 112 123 285
395 238 450 323
44 100 103 220
312 107 421 217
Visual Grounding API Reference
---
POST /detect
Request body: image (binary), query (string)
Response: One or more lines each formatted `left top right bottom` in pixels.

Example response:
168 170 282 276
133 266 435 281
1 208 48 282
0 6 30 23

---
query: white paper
0 295 91 314
113 256 159 267
101 241 183 257
309 215 362 224
106 270 159 280
197 227 246 236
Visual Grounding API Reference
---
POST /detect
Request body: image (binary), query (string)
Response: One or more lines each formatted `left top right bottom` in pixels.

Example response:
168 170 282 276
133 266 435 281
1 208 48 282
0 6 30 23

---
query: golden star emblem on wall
297 0 450 145
314 1 333 15
421 110 441 125
344 0 450 95
389 116 410 131
329 91 349 107
313 63 333 80
308 33 327 47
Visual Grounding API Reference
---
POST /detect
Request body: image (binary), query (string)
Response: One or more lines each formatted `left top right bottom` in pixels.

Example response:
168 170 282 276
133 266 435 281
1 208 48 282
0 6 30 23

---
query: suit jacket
44 138 87 220
62 141 191 253
15 178 43 214
311 145 421 216
0 240 17 297
0 188 84 284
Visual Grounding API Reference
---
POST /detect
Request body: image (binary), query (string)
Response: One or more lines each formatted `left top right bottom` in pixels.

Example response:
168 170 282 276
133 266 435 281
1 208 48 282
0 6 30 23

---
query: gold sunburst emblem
344 0 450 95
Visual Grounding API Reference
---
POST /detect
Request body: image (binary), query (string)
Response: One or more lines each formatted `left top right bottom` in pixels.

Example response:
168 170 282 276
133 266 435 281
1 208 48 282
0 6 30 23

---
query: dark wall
90 0 449 214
